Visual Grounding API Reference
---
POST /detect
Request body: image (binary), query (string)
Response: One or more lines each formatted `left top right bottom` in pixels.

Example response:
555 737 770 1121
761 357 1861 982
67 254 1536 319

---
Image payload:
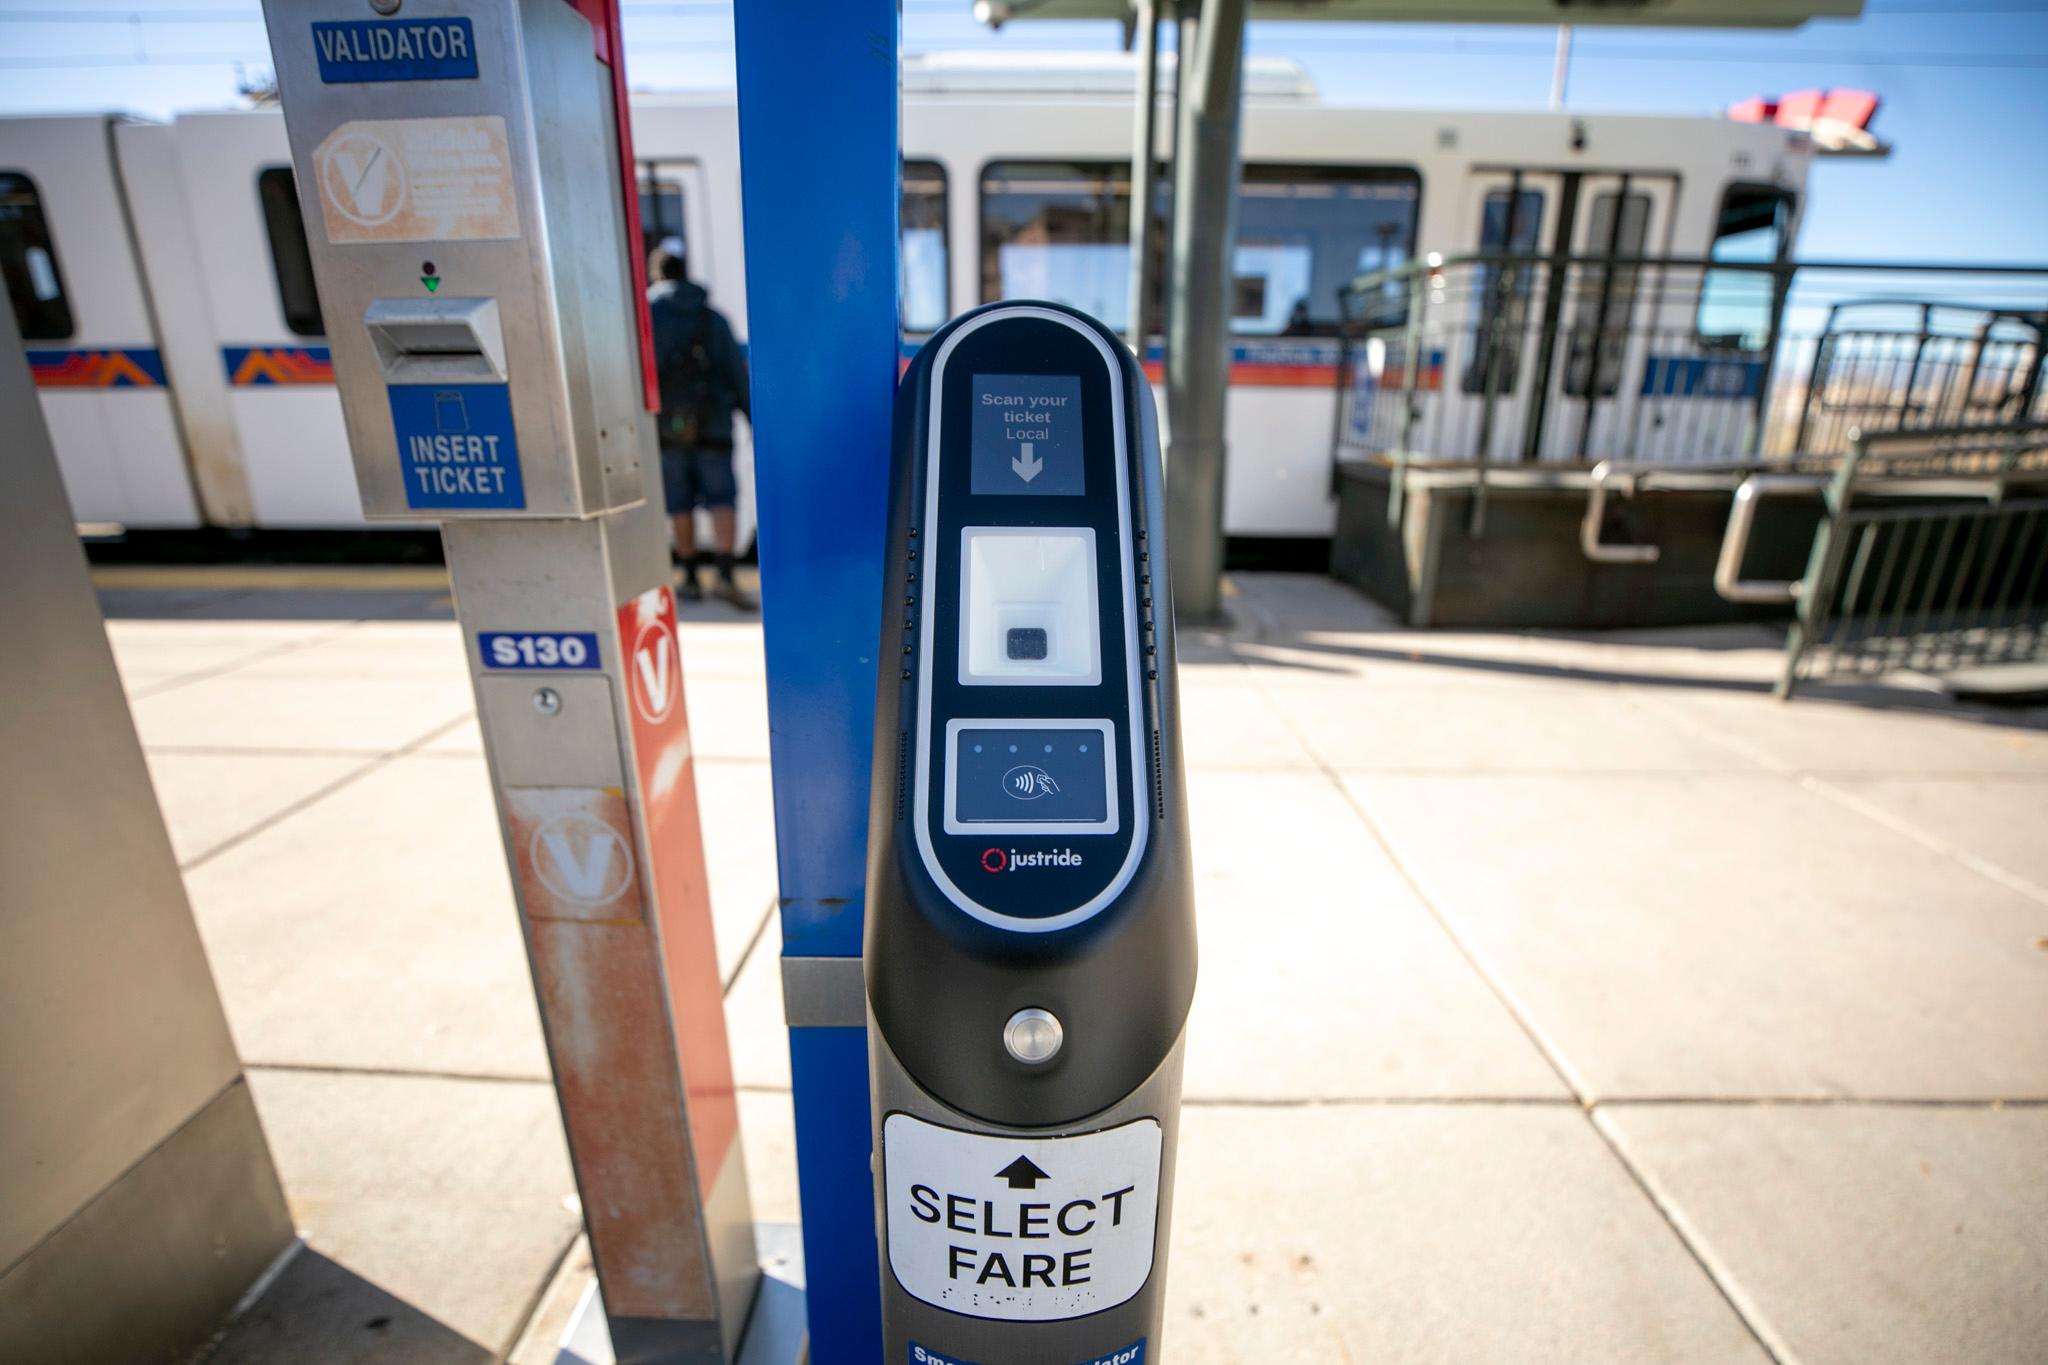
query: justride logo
981 847 1084 873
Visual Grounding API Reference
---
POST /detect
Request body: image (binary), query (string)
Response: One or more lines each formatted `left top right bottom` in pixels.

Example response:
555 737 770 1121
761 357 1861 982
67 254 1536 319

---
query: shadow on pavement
197 1249 493 1365
1183 573 2048 735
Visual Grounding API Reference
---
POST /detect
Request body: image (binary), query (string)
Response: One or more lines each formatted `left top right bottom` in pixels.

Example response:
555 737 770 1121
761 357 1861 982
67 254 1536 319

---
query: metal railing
1334 254 2048 474
1709 423 2048 697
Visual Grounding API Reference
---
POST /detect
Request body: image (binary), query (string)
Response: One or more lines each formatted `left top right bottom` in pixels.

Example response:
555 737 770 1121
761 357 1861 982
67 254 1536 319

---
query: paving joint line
247 1060 552 1086
179 712 475 872
724 895 779 996
1627 688 2048 909
496 1226 585 1365
1592 1094 2048 1109
1181 1094 1575 1108
124 618 365 701
1582 1109 1791 1365
1243 666 1591 1102
146 743 401 759
1244 658 1789 1364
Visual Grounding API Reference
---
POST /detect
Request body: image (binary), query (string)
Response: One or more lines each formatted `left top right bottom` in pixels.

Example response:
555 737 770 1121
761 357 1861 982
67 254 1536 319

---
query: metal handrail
1581 461 1660 565
1714 472 1834 603
1342 253 2048 301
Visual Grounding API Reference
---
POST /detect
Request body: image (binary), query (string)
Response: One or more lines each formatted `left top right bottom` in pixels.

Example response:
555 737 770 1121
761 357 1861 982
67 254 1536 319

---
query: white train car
1 116 202 528
3 55 1816 543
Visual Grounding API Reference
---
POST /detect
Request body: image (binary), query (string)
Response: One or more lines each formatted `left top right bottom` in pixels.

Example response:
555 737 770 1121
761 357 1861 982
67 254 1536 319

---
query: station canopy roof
982 0 1862 27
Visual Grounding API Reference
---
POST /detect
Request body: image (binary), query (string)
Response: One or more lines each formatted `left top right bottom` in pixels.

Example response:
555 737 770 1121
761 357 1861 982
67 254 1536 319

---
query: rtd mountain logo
981 847 1083 873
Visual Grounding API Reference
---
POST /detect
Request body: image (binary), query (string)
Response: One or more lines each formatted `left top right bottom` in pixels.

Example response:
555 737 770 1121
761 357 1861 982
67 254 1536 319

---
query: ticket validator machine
261 2 759 1357
866 303 1197 1363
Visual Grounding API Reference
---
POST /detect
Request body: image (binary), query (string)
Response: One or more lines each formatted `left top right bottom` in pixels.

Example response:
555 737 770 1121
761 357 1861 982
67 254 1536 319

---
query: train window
257 168 325 338
0 172 73 341
1564 190 1651 397
980 161 1166 336
1697 184 1795 350
640 175 686 263
1462 187 1545 396
903 159 949 335
1232 166 1419 338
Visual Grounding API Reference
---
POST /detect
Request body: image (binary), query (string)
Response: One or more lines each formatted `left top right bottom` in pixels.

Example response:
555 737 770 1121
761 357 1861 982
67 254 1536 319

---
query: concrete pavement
97 568 2048 1364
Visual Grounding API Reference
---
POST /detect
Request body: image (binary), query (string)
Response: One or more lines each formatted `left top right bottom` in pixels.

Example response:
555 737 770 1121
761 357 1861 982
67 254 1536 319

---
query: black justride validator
865 302 1196 1364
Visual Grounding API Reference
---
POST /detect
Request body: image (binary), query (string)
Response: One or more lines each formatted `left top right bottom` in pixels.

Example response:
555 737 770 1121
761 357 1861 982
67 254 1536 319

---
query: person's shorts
660 445 738 513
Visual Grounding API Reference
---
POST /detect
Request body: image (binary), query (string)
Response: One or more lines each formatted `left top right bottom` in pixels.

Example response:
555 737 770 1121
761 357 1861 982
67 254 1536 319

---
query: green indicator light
421 276 441 293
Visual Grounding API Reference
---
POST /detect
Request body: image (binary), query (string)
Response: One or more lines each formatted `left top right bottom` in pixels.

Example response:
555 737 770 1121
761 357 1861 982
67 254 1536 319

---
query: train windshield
1697 184 1796 350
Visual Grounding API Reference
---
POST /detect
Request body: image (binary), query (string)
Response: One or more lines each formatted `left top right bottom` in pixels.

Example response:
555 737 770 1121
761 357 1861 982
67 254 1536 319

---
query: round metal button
1003 1008 1063 1065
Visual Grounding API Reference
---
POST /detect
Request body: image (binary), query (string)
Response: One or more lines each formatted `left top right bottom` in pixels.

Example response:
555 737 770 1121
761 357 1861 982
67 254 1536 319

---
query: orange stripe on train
223 346 336 386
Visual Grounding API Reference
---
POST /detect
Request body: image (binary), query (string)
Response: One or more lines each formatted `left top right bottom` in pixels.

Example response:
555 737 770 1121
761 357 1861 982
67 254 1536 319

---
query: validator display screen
970 373 1085 497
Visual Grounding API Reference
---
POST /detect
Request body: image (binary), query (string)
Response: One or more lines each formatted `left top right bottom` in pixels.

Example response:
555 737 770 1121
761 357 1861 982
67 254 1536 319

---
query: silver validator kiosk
867 302 1197 1363
259 2 759 1357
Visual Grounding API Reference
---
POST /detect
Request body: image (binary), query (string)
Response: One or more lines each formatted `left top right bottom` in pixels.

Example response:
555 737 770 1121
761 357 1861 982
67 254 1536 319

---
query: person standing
647 238 754 608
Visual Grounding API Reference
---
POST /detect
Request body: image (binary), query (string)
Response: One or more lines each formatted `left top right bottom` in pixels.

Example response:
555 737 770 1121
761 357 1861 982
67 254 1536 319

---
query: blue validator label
312 18 478 83
388 382 525 510
910 1342 1144 1365
479 633 601 672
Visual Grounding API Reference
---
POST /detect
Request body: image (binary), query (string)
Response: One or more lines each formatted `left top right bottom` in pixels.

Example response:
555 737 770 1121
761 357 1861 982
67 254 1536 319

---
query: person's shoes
678 574 704 602
714 578 756 612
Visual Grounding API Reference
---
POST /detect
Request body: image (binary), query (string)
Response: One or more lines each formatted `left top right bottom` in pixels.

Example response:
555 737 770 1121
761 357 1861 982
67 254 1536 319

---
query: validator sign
312 18 479 83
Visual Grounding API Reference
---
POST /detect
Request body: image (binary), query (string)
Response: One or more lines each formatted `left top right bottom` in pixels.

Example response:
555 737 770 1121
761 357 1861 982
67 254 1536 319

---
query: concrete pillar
1163 0 1248 623
0 310 294 1363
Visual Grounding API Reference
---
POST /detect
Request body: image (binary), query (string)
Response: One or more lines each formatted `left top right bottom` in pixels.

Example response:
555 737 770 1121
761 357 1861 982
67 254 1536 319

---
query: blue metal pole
733 2 898 1358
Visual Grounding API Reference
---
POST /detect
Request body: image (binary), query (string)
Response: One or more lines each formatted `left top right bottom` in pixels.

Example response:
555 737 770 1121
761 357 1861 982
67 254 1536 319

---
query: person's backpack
658 306 718 448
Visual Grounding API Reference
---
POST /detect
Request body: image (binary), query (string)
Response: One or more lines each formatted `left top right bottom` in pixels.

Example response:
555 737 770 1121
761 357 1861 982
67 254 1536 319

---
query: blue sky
2 1 2043 264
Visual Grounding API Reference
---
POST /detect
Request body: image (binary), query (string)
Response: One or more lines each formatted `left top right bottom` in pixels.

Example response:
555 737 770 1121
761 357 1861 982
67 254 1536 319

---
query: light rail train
1 53 1817 545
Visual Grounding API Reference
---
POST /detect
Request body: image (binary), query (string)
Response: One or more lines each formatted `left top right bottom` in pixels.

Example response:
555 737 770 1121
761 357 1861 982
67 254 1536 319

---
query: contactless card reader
866 302 1196 1361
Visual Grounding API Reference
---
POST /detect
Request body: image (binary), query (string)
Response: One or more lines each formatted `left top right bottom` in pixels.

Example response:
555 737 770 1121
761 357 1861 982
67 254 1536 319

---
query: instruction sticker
883 1113 1162 1322
313 116 520 244
388 382 524 510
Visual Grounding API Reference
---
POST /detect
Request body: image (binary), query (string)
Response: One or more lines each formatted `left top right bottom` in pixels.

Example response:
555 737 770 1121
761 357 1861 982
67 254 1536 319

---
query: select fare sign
883 1114 1162 1323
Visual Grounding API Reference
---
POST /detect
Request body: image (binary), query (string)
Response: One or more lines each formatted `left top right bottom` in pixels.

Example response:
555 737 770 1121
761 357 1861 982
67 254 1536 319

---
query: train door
1455 170 1562 464
2 116 201 528
1539 172 1677 462
1455 170 1677 464
172 111 358 527
639 159 759 552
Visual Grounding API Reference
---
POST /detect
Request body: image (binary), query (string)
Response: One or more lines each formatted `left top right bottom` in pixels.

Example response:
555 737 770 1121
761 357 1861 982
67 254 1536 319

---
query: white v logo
333 147 389 215
635 635 673 715
540 827 620 901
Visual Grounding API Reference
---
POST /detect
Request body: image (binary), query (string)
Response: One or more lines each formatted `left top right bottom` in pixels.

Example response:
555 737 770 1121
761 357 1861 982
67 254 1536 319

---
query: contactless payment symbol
1003 764 1060 800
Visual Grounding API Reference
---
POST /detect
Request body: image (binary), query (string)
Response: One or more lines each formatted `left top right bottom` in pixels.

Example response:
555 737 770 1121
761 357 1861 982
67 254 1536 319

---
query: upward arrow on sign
995 1155 1049 1190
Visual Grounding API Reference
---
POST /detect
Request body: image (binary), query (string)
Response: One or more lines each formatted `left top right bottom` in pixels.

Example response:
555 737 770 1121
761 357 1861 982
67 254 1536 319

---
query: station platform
99 567 2048 1365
